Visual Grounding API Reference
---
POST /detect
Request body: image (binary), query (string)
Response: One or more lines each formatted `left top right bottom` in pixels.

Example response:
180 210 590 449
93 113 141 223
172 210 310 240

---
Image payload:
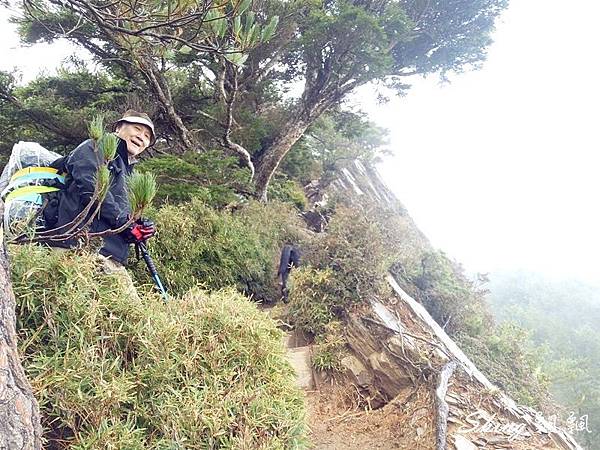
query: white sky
359 0 600 281
1 1 599 281
0 8 82 79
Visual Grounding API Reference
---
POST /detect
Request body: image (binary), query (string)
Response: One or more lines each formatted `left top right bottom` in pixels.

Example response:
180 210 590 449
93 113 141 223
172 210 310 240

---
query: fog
359 0 600 283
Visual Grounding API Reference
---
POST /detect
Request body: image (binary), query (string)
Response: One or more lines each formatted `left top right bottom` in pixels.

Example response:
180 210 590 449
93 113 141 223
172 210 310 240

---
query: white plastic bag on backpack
1 142 63 237
0 142 62 192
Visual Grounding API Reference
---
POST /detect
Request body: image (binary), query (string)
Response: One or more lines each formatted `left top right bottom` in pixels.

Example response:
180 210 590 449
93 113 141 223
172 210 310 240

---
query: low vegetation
283 197 552 409
287 204 393 336
11 245 307 449
137 152 252 207
131 198 305 300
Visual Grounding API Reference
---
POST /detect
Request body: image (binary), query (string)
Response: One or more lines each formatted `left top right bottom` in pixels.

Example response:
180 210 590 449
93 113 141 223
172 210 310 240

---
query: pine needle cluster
127 171 157 217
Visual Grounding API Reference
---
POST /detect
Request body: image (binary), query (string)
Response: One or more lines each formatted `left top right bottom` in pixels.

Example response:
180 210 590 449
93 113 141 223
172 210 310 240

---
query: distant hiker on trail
42 110 157 271
277 243 301 302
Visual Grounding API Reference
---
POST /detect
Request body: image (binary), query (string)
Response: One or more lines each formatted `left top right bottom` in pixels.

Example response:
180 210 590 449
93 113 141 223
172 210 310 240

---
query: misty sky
1 1 599 281
360 0 600 281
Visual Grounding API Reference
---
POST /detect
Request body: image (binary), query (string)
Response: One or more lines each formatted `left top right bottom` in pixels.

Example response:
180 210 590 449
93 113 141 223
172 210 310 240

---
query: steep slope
299 161 582 450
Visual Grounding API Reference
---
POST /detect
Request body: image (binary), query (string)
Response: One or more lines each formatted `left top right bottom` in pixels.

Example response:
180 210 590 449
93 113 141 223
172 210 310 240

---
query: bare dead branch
435 361 457 450
220 62 254 179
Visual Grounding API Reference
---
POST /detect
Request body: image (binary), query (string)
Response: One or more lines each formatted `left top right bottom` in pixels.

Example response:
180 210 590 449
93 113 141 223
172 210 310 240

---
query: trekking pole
136 241 168 302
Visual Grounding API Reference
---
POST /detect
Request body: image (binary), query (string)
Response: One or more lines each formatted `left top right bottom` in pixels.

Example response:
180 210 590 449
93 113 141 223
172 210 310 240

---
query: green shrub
285 205 394 338
459 323 551 410
393 249 494 338
137 151 252 207
311 322 347 372
11 245 307 449
306 205 392 301
267 177 309 211
286 269 348 371
132 198 305 300
287 268 339 336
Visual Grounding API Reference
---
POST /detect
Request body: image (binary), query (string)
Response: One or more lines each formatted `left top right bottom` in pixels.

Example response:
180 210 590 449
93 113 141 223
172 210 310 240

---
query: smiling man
43 109 157 269
115 110 154 159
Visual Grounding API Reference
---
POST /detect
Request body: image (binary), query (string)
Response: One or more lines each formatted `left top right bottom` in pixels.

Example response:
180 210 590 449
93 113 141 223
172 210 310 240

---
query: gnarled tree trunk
0 203 42 449
254 93 336 201
254 117 313 201
252 70 359 201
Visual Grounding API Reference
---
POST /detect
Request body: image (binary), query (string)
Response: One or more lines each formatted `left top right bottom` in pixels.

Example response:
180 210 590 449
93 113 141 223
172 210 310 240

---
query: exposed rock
303 180 328 206
345 314 416 400
341 354 372 387
286 346 314 390
453 434 478 450
329 161 410 215
305 160 584 449
301 209 329 232
333 273 582 449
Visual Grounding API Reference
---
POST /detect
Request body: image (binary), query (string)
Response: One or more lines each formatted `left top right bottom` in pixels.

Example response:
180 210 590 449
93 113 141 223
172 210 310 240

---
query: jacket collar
116 137 137 167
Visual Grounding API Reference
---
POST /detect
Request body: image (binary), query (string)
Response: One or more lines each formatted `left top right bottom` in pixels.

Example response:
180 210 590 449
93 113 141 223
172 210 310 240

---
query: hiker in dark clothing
277 244 301 302
43 110 157 268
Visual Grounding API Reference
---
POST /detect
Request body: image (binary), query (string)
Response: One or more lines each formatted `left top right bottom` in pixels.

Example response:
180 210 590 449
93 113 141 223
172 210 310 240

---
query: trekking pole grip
139 242 157 273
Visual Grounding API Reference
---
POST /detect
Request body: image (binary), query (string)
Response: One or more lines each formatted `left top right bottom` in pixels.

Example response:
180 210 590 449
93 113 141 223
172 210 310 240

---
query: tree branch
0 87 86 142
221 62 254 179
435 361 457 450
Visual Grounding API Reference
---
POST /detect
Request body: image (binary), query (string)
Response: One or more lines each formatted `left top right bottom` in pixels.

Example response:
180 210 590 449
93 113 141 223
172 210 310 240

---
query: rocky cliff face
331 161 399 208
304 161 582 450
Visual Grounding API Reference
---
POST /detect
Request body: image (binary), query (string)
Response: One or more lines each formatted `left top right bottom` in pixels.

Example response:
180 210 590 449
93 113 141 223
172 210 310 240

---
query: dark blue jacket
43 138 133 265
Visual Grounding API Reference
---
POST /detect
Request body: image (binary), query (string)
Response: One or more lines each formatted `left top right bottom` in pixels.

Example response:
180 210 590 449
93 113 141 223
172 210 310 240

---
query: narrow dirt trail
259 303 398 449
305 383 435 450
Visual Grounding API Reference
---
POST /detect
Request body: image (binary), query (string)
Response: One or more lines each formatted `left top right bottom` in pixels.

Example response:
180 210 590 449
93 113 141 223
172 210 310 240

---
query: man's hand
123 218 156 244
